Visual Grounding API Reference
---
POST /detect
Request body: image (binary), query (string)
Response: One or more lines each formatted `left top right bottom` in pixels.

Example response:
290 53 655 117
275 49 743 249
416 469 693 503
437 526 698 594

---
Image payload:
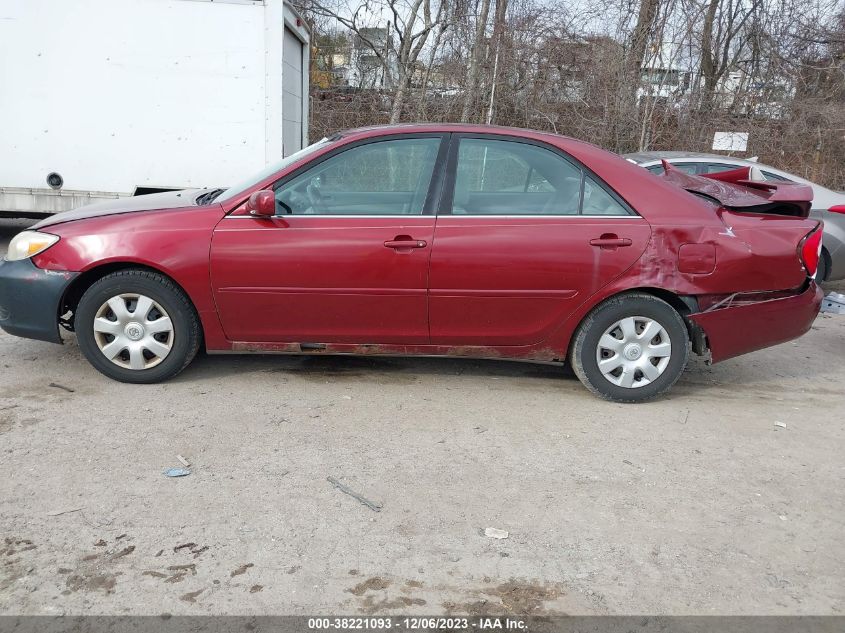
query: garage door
282 26 304 156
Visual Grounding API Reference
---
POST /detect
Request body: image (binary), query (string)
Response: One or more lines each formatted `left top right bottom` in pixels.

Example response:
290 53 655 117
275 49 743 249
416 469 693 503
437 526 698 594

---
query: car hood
32 189 205 229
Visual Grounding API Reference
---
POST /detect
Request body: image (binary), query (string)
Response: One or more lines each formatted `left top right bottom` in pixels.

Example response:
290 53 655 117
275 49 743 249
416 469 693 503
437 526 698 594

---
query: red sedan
0 125 823 402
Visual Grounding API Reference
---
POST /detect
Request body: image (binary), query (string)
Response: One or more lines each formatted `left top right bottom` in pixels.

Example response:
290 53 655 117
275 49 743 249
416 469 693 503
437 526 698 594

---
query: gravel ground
1 218 843 616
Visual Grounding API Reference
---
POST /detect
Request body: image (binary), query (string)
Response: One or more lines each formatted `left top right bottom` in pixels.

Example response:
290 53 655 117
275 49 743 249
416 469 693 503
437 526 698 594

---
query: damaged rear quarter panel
545 212 817 359
688 283 822 362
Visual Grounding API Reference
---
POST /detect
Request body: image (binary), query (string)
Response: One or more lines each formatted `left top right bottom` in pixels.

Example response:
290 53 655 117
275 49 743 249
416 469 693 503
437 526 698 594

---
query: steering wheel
306 181 329 214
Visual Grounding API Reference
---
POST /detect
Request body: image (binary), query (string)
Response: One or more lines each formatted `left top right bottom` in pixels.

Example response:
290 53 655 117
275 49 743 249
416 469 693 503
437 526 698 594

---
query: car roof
336 122 565 142
623 150 750 163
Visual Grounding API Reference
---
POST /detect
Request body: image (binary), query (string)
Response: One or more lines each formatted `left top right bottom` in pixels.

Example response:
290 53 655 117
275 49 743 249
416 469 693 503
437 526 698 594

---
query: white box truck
0 0 310 217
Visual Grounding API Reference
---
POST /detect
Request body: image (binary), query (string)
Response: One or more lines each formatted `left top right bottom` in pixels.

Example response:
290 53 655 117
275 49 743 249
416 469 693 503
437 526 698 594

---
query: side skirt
209 341 565 364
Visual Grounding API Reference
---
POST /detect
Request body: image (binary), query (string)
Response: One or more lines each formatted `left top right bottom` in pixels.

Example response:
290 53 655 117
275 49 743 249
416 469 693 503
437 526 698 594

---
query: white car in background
624 151 845 282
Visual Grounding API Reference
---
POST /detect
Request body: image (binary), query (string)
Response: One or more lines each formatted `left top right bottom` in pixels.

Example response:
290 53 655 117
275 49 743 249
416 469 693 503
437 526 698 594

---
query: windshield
216 137 334 204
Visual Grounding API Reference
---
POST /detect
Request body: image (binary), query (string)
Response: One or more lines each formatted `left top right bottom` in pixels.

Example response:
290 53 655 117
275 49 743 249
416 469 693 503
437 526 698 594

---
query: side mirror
245 190 275 217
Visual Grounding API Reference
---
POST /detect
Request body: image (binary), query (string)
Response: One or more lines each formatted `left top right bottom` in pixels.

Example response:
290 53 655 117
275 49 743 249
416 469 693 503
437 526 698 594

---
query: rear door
210 135 446 344
428 135 652 346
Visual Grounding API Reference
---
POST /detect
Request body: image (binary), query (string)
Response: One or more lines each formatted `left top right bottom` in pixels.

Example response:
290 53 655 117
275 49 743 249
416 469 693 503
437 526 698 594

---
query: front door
210 135 445 344
428 135 652 347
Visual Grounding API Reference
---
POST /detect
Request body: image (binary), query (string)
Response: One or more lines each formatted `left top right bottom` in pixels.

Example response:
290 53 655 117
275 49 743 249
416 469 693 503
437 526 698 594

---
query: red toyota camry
0 124 823 402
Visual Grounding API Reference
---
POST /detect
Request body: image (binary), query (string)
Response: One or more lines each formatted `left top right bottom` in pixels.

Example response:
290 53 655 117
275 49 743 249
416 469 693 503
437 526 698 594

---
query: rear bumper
0 258 77 344
689 282 823 363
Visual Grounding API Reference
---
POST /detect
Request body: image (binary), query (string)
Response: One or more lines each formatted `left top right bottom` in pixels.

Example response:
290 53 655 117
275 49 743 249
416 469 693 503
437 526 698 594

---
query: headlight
5 231 60 261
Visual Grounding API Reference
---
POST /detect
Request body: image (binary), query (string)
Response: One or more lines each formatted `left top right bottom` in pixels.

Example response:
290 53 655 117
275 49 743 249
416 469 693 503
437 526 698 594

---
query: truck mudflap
688 282 823 363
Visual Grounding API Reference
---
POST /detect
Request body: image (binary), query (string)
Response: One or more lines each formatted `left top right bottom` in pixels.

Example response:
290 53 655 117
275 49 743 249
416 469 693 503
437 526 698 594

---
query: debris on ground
821 292 845 314
484 527 509 539
231 563 254 577
46 507 82 517
180 589 203 603
48 382 74 393
327 476 383 512
173 542 196 552
163 468 191 478
176 454 190 468
774 421 787 429
112 545 135 558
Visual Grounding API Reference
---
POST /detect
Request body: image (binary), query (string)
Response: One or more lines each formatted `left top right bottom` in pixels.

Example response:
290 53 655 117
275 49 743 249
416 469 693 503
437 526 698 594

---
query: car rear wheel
570 293 689 403
75 270 201 383
816 247 830 283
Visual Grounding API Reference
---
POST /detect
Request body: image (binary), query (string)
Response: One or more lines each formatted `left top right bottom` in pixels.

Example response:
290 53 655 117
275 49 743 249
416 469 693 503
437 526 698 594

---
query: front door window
277 138 441 215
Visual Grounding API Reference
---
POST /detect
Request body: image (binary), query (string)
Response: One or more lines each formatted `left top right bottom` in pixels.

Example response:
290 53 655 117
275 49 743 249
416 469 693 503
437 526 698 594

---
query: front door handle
590 235 632 249
384 236 427 250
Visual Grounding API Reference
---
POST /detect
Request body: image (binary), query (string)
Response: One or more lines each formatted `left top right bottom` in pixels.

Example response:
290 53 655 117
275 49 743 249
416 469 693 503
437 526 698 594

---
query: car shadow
169 335 841 401
180 351 575 385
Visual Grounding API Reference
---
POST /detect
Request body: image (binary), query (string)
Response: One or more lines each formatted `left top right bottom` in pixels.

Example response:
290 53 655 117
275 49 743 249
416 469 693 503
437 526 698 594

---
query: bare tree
299 0 447 123
699 0 762 109
460 0 493 121
304 0 845 189
484 0 509 124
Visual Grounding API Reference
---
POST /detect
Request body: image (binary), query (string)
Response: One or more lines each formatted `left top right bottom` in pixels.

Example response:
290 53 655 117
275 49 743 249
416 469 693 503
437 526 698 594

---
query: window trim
267 132 451 217
438 133 637 217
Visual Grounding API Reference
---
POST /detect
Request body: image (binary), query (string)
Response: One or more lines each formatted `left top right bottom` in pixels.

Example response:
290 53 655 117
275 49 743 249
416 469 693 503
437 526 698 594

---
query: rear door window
451 138 581 215
582 175 630 215
450 138 630 216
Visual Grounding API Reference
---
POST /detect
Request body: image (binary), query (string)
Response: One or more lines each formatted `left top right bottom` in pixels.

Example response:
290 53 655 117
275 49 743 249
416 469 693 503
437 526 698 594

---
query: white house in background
635 42 795 118
637 42 692 104
345 27 398 89
0 0 310 217
715 70 795 119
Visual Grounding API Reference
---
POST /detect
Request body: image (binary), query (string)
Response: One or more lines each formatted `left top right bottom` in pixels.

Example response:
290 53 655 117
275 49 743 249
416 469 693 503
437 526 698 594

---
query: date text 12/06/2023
307 617 527 630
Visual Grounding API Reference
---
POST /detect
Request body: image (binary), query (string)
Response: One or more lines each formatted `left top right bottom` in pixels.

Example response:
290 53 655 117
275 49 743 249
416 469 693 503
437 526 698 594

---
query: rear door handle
384 237 427 249
590 236 632 248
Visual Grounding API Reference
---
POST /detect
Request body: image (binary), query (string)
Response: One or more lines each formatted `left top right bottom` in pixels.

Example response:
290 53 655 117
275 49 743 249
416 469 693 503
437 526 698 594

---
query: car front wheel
570 293 689 403
75 270 201 383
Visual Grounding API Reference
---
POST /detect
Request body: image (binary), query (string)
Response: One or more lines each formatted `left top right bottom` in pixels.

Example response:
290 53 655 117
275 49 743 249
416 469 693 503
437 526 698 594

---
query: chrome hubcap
596 316 672 389
93 294 174 370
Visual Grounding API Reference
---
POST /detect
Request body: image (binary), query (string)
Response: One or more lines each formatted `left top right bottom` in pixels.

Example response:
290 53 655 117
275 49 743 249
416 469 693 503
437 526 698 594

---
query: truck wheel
75 270 201 383
570 293 689 403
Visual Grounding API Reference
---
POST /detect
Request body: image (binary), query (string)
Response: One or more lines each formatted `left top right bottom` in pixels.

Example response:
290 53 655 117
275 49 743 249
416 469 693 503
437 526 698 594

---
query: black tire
570 293 689 403
817 248 830 284
75 270 201 383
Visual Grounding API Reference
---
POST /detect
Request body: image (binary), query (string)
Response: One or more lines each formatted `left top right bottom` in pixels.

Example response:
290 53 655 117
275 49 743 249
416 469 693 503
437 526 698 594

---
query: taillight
830 205 845 215
799 228 823 278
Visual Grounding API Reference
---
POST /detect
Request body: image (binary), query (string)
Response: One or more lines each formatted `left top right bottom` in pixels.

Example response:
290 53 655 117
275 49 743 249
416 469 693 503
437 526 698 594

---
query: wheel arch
60 262 202 337
564 286 703 362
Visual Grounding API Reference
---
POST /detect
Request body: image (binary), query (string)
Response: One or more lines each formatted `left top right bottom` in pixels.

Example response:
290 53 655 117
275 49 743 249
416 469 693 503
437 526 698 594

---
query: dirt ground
1 218 843 616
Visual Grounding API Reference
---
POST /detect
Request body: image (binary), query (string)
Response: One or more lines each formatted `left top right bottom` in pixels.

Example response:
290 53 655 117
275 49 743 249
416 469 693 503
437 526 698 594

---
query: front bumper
0 258 77 344
689 282 823 363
